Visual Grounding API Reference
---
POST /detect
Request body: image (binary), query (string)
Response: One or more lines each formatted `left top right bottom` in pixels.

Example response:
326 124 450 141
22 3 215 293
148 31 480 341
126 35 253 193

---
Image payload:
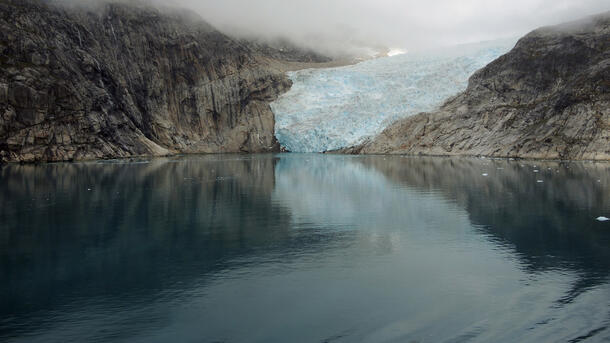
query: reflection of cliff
360 156 610 298
0 155 304 331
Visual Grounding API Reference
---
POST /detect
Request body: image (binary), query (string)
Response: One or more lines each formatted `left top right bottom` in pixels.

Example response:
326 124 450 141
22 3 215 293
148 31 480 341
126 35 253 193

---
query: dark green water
1 154 609 342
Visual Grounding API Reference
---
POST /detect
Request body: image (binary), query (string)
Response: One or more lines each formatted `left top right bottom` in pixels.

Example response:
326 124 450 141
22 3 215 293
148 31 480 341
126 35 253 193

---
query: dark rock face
0 0 293 162
351 13 609 160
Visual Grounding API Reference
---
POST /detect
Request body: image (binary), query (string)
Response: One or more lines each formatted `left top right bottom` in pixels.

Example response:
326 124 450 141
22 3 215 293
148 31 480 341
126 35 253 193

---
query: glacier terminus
271 39 517 152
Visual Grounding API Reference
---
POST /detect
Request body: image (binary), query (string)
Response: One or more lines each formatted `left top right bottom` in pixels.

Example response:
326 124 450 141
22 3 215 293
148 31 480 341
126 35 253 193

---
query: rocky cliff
0 0 298 162
345 13 609 160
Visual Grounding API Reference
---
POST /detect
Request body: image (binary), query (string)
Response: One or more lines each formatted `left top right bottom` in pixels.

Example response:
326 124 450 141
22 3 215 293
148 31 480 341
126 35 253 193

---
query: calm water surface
1 154 609 342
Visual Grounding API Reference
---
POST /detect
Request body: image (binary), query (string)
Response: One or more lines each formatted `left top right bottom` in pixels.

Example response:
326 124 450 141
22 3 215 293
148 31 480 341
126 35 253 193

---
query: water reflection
0 156 299 340
0 154 609 342
356 156 610 294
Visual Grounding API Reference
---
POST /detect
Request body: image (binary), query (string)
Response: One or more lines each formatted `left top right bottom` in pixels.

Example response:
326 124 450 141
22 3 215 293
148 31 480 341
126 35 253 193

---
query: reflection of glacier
272 154 471 239
271 40 516 152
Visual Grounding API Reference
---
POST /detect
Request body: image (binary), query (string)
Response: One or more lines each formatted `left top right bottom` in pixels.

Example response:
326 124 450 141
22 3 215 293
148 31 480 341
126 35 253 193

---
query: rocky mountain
242 37 332 64
0 0 305 162
344 12 609 160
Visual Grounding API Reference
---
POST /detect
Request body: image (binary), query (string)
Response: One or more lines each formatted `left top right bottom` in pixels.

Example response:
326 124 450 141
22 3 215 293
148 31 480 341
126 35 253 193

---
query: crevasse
270 39 516 152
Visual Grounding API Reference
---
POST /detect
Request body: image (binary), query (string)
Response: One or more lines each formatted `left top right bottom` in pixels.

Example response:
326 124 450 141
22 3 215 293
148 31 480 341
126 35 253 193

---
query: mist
145 0 606 56
53 0 609 57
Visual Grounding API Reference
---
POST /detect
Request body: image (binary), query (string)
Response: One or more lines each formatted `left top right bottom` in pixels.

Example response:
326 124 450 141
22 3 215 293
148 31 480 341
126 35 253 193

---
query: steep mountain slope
346 12 609 160
0 0 294 162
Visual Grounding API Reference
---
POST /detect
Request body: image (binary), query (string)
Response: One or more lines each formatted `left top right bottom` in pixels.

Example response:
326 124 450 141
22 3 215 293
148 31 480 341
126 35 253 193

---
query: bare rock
0 0 294 162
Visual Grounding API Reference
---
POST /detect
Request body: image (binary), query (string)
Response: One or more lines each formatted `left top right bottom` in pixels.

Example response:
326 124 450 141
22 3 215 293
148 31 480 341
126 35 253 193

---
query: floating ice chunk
533 170 540 173
537 180 544 183
271 39 516 152
482 173 489 176
596 216 609 222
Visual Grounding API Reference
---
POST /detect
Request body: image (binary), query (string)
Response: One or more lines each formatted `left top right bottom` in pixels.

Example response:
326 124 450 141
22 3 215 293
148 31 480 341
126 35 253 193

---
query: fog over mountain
49 0 609 57
151 0 609 56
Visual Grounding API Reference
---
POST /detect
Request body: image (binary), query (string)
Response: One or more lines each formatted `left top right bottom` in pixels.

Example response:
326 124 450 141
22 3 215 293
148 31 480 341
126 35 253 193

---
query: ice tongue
271 39 516 152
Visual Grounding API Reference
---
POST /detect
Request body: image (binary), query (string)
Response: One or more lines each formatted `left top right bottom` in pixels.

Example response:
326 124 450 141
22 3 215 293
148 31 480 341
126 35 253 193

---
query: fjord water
1 155 609 342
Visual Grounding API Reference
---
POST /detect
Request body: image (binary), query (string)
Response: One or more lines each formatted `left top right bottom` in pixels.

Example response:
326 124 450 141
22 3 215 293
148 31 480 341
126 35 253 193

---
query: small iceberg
482 173 489 176
597 216 609 222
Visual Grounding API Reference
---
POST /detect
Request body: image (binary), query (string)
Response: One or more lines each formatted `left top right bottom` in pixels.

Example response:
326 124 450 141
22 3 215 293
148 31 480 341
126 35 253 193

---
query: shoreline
3 150 609 166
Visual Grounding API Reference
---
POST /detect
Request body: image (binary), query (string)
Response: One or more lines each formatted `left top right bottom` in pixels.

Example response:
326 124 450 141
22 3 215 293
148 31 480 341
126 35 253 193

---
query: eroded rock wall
0 0 292 162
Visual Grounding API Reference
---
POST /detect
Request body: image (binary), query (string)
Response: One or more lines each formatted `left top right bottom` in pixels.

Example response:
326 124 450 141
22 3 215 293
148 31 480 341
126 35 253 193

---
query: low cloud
56 0 610 56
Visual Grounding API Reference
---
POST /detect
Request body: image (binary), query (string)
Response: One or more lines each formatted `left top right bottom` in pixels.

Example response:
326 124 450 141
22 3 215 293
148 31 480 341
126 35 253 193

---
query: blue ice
271 39 517 152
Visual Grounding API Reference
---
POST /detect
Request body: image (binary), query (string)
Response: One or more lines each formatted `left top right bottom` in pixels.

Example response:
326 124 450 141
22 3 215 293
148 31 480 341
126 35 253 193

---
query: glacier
270 39 517 152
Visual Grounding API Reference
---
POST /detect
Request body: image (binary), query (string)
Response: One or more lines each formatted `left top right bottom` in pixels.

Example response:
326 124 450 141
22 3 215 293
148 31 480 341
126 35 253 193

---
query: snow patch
387 48 407 57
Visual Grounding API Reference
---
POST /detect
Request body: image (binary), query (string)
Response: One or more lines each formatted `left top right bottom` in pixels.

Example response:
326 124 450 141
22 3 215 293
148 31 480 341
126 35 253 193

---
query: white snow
271 39 517 152
387 48 407 57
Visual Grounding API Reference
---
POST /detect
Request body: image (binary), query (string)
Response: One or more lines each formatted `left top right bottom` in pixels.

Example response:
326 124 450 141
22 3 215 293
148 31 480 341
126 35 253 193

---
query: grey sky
156 0 609 55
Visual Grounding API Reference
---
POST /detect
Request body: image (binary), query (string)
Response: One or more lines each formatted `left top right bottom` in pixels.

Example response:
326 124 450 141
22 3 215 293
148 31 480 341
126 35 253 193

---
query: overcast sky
158 0 609 55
